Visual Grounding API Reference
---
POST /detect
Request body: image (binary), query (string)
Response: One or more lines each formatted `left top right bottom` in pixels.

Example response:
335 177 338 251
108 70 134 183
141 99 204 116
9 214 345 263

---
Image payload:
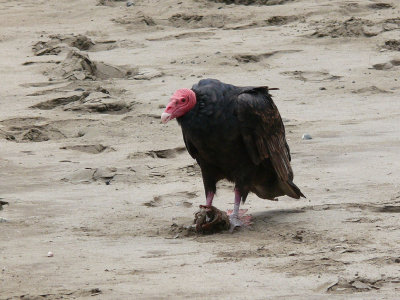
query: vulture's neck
177 94 215 128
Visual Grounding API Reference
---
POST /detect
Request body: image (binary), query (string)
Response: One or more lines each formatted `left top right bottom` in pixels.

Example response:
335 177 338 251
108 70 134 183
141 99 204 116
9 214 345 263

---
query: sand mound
50 34 95 51
128 147 186 159
367 3 393 10
33 34 117 56
207 0 293 5
32 41 63 56
26 82 124 98
60 144 110 154
97 0 125 6
312 17 400 38
113 14 156 26
382 18 400 31
30 93 89 110
233 53 272 63
327 277 385 294
62 166 147 185
133 68 164 80
64 91 131 114
47 50 138 80
168 13 228 28
312 17 382 38
372 59 400 70
233 50 300 63
31 90 132 114
167 12 300 30
266 15 299 25
383 39 400 51
62 167 117 184
0 129 17 141
147 31 216 41
0 116 47 127
352 86 391 94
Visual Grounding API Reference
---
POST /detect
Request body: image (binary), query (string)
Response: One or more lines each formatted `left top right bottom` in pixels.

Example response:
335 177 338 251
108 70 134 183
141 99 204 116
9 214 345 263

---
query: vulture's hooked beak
161 112 172 124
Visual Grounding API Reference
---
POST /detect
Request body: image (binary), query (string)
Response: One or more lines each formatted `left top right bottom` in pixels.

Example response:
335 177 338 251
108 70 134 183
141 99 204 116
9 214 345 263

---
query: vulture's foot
228 214 242 232
227 209 253 232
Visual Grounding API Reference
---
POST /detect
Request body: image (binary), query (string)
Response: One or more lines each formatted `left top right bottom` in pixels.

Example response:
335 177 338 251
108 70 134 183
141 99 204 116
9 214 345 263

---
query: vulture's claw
227 209 253 232
229 214 242 232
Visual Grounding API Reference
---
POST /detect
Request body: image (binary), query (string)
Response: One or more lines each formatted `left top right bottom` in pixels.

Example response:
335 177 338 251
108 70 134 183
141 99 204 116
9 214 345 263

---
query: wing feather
237 87 304 198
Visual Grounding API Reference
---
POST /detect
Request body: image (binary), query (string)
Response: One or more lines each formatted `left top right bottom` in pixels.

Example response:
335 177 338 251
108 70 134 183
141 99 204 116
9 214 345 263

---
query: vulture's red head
161 89 196 124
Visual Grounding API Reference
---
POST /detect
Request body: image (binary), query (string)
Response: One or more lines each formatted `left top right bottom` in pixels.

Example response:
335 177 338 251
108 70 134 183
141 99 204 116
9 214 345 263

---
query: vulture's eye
181 99 186 103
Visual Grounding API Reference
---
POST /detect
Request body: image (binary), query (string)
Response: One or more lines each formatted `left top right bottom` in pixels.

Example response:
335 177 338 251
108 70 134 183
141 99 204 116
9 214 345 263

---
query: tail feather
280 180 306 199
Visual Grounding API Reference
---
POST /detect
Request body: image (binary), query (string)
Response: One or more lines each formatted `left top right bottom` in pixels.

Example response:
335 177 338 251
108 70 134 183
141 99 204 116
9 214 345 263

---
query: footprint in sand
367 3 393 10
382 39 400 51
206 0 293 5
127 146 187 159
60 144 111 154
0 117 112 142
372 59 400 70
0 117 66 142
265 15 299 26
112 14 156 27
281 70 341 82
351 86 391 94
144 191 197 208
233 50 301 64
62 167 117 184
167 13 235 29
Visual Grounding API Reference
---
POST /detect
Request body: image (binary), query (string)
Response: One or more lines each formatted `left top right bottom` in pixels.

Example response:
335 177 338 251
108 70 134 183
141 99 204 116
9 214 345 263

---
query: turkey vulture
161 79 305 228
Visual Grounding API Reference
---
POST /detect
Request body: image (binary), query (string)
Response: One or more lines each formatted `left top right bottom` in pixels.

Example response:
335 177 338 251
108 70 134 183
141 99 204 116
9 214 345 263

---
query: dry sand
1 0 400 299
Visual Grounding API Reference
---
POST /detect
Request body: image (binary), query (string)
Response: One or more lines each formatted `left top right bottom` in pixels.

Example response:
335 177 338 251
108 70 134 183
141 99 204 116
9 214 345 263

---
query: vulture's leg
228 188 252 231
206 192 214 207
201 172 216 207
229 189 244 230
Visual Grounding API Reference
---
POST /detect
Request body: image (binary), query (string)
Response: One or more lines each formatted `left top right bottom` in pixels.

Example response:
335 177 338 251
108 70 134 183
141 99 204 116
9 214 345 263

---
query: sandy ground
1 0 400 298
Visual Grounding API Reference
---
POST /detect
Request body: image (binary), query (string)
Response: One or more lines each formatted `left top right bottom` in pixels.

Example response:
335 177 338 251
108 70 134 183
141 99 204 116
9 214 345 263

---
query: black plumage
177 79 305 203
